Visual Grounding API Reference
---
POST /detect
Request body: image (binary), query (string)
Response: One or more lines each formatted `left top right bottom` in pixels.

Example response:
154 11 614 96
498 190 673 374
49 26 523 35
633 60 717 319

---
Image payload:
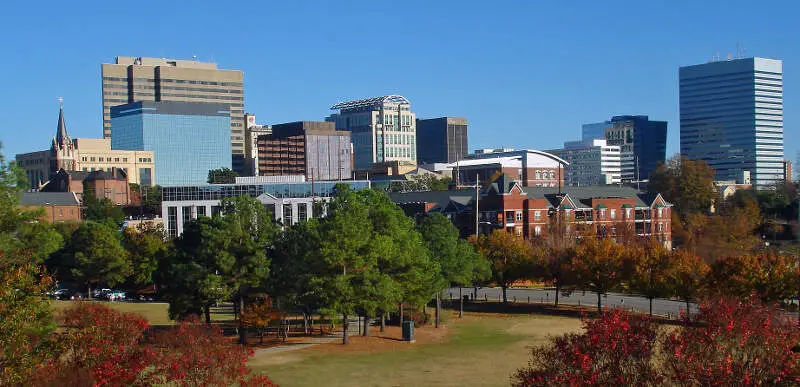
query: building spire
55 97 69 146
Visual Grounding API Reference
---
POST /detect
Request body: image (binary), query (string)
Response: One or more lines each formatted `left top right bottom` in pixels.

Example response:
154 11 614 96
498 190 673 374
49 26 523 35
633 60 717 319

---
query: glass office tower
680 57 784 186
111 101 231 185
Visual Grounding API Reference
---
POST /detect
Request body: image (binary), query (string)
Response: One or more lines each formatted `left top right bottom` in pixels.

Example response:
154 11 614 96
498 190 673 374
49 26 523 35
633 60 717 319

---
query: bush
662 296 800 385
512 297 800 386
512 309 660 386
28 303 276 386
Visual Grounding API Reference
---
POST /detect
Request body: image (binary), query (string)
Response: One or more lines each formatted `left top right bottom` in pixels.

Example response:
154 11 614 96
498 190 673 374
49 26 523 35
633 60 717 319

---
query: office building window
167 207 178 237
282 203 292 225
196 206 206 217
264 204 276 218
211 205 222 217
298 203 308 222
182 206 192 226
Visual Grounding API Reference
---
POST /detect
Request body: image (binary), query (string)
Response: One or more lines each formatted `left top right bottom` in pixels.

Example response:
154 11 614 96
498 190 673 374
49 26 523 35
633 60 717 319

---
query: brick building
41 169 132 205
19 192 82 223
256 121 352 181
390 174 672 248
453 149 566 188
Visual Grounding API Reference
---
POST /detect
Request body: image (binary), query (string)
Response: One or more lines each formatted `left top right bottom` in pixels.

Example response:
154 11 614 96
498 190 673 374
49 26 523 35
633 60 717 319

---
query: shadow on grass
443 301 683 326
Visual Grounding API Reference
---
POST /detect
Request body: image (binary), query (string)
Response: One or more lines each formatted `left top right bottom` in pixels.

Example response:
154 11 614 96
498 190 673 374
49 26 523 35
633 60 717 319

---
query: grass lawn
50 301 234 326
250 312 583 387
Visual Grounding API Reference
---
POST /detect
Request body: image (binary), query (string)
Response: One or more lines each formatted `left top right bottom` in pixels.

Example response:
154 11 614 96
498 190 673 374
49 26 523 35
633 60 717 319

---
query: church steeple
54 97 69 147
50 97 75 175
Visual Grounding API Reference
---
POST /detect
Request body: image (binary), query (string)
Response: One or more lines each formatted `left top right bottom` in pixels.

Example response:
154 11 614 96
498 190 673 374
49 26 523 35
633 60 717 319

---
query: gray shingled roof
20 192 80 206
388 185 669 212
388 189 474 211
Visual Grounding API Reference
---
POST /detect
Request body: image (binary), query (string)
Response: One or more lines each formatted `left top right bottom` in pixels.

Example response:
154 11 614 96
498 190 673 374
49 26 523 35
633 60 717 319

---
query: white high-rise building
548 139 622 186
327 95 416 170
680 57 784 186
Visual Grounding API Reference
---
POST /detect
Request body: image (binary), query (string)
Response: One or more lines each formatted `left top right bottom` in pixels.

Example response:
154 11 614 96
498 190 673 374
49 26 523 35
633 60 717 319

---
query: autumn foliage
663 296 800 385
29 303 275 386
512 309 660 386
513 297 800 386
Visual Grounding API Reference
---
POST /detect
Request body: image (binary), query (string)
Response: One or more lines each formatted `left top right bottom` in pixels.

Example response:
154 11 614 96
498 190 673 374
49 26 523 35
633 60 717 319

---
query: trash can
402 320 414 342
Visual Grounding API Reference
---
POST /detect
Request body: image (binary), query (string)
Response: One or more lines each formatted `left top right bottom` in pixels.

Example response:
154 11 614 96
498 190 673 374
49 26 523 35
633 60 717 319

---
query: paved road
444 287 697 318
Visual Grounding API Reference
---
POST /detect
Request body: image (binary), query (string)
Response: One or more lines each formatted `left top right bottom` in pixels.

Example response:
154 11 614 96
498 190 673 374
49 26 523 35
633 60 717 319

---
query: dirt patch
303 324 451 355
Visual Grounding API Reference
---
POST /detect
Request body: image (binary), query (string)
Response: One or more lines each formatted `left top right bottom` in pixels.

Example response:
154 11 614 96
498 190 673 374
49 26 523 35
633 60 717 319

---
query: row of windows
103 77 243 88
83 156 128 162
159 92 243 101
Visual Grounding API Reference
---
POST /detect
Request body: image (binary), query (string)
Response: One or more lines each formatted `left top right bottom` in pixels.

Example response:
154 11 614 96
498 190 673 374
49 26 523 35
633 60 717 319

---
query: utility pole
475 173 480 238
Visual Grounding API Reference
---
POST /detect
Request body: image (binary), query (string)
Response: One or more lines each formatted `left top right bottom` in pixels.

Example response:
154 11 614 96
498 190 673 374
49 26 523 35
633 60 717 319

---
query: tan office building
101 56 245 173
16 104 155 188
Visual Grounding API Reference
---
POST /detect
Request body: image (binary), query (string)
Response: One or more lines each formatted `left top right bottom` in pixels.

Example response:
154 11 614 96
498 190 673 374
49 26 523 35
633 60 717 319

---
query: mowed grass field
51 301 584 386
50 300 234 326
250 312 583 387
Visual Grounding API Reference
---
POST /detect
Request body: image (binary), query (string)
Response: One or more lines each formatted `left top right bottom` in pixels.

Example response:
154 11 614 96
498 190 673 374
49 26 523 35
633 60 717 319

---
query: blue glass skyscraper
680 57 784 186
111 101 232 185
581 116 667 183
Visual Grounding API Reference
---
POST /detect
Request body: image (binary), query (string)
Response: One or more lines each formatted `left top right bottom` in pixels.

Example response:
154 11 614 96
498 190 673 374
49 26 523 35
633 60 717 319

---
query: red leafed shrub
29 303 276 387
662 296 800 386
512 309 660 386
147 316 274 386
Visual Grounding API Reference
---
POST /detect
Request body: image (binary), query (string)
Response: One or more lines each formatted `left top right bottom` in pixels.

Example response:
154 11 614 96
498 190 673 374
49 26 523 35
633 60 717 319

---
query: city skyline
0 1 797 174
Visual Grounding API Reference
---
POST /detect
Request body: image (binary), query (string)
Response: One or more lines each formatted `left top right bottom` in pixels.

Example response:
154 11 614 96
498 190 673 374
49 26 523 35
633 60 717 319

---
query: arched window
549 171 555 179
535 170 541 180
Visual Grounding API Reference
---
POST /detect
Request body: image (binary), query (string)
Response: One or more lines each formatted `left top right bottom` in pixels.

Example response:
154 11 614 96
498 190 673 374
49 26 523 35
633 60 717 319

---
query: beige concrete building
73 139 155 186
16 104 155 189
101 56 245 173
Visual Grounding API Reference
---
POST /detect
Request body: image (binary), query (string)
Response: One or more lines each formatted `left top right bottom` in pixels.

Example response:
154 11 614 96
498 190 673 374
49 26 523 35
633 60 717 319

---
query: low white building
161 178 370 238
548 139 622 186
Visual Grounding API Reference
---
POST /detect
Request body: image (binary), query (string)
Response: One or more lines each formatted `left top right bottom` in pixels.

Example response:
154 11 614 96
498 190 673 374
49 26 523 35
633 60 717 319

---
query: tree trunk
649 297 653 316
204 305 211 324
597 292 602 314
303 313 310 336
502 285 508 304
87 284 92 300
342 313 349 345
259 329 264 344
380 312 386 332
459 287 464 318
238 296 247 345
363 314 370 336
554 280 560 307
399 303 404 326
473 286 478 299
435 293 441 328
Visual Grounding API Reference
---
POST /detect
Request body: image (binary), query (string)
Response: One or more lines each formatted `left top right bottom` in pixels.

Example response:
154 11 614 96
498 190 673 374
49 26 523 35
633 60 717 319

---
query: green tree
122 221 168 286
649 155 715 217
63 221 131 297
82 182 125 225
473 230 534 304
207 167 239 184
268 220 325 334
220 196 277 344
159 216 233 323
130 184 163 216
311 186 435 342
418 213 489 324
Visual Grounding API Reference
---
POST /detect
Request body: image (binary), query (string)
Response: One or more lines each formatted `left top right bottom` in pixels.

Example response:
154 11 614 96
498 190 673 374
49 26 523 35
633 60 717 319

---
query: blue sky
0 0 797 164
